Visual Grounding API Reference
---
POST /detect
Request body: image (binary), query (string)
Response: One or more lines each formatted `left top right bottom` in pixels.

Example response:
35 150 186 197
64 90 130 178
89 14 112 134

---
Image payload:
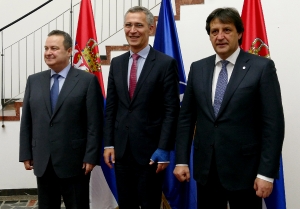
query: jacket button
129 110 132 113
50 123 53 127
214 124 218 128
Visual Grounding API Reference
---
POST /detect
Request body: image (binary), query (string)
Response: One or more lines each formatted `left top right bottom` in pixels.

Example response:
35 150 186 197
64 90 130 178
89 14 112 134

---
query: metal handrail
1 0 161 113
0 1 53 33
1 0 53 127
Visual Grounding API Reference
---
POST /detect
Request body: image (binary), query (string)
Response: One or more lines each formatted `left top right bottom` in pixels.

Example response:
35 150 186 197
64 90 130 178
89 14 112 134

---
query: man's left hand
149 162 169 173
253 177 273 198
82 163 96 175
149 148 170 173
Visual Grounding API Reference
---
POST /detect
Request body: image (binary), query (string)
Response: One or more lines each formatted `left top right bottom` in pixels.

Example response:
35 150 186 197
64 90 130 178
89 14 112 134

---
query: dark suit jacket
176 50 284 191
104 47 180 165
19 67 103 178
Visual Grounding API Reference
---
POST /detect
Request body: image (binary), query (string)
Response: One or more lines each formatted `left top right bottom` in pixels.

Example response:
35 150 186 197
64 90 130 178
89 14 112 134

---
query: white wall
0 120 36 189
1 0 299 208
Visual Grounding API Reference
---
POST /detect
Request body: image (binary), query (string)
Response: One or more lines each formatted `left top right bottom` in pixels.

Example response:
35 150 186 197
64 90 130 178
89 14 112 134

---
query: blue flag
264 155 286 209
153 0 186 102
153 0 196 208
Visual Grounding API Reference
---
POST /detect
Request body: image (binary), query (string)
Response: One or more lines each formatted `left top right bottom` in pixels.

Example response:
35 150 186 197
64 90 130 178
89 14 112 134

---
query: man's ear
67 47 72 57
149 25 155 36
238 33 242 40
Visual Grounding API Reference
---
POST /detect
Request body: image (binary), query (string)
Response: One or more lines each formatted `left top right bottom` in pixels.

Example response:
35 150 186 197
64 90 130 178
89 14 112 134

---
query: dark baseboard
0 188 37 196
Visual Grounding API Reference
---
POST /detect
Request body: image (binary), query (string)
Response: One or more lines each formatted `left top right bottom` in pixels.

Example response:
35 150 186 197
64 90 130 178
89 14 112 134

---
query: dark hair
48 30 73 50
205 7 244 45
125 6 154 26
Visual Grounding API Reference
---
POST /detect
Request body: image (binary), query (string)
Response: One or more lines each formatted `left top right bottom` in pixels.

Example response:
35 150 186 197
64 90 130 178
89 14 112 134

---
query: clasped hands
103 148 170 173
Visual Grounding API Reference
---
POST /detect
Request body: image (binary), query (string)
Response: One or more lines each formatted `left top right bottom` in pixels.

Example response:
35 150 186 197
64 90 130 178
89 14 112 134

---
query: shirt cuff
176 164 188 166
104 146 114 149
257 174 274 183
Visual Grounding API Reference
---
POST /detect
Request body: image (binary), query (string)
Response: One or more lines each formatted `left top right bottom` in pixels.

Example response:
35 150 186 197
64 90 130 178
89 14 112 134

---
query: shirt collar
215 47 240 65
130 45 150 59
50 64 71 78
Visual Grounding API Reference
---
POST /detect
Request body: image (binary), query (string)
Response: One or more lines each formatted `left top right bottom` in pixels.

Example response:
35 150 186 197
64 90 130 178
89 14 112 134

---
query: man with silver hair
104 6 179 209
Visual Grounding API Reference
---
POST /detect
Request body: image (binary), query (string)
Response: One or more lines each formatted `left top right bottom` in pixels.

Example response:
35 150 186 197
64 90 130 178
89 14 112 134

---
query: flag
241 0 270 58
241 1 286 208
73 0 118 208
264 156 286 209
153 0 196 208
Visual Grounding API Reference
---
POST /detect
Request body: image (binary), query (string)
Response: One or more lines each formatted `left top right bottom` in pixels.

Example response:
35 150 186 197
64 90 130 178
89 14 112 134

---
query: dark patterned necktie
213 60 229 117
129 54 140 100
50 74 60 113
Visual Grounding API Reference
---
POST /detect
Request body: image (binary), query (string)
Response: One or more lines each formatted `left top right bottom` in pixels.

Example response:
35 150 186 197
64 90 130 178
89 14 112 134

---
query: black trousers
36 159 90 209
114 148 165 209
197 155 262 209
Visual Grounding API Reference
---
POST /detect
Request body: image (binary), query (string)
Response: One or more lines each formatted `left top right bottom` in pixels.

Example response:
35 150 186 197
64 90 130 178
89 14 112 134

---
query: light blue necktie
50 74 60 114
213 60 229 117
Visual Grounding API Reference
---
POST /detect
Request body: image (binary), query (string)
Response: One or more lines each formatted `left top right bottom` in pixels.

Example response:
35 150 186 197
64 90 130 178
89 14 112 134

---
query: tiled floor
0 196 65 208
0 199 38 208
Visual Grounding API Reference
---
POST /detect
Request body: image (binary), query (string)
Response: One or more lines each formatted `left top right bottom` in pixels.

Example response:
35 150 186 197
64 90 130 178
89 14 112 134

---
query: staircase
102 0 204 65
0 0 204 122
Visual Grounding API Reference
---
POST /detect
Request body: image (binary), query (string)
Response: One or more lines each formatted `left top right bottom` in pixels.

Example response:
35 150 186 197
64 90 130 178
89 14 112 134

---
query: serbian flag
241 1 286 208
73 0 118 208
154 0 197 208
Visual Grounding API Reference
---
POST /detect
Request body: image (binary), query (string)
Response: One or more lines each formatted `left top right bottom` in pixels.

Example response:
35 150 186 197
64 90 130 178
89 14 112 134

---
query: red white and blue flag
73 0 118 208
241 1 286 208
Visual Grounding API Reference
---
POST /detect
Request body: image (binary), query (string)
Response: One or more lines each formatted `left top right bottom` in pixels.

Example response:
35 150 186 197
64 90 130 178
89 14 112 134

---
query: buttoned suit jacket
104 47 180 165
19 67 103 178
176 50 284 191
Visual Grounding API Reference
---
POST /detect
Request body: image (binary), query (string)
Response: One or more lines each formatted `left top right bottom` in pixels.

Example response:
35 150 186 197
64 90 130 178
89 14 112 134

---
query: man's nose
44 49 51 55
216 32 225 39
129 26 137 32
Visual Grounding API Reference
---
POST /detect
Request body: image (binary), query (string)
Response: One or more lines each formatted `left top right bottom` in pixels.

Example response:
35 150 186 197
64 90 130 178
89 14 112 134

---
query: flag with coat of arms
241 0 286 208
73 0 118 208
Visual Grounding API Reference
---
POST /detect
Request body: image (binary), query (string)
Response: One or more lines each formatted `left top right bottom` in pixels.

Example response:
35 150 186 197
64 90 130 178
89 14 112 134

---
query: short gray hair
124 6 154 26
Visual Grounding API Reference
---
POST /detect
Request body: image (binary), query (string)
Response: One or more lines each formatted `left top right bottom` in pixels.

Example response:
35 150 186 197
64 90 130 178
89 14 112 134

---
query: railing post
1 30 5 127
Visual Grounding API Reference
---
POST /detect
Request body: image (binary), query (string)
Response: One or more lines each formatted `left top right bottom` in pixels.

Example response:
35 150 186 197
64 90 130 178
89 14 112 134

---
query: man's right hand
103 148 115 169
23 160 33 170
173 165 190 182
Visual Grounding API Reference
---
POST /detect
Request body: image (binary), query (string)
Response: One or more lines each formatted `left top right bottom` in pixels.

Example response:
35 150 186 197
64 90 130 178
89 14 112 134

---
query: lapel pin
243 66 246 69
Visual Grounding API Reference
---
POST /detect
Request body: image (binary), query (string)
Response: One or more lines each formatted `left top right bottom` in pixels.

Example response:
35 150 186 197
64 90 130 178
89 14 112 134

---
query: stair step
0 100 23 121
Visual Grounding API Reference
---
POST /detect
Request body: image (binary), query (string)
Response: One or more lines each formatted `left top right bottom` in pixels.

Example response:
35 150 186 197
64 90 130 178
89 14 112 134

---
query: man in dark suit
173 8 284 209
19 30 103 209
103 6 179 209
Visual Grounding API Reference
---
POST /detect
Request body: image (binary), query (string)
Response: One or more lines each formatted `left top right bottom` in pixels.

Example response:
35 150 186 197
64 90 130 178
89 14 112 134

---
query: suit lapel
121 52 131 104
130 47 155 103
218 50 251 117
41 70 52 117
203 56 216 119
52 67 79 117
